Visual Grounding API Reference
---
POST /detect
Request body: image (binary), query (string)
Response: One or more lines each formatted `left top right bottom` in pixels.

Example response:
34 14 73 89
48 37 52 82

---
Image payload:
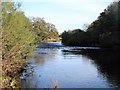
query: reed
51 79 60 90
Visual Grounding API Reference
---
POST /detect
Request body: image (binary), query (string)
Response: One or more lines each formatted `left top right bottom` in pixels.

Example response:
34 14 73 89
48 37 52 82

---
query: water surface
21 42 120 88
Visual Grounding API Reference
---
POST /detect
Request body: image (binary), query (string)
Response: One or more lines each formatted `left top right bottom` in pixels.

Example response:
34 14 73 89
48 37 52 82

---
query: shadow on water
62 49 120 88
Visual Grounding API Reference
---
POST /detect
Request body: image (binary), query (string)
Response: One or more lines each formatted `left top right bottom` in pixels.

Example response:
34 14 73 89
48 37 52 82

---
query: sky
14 0 113 33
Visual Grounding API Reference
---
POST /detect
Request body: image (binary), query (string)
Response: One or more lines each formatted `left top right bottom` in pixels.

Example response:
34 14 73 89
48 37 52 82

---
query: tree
62 1 120 49
32 17 59 42
82 23 89 31
2 2 36 88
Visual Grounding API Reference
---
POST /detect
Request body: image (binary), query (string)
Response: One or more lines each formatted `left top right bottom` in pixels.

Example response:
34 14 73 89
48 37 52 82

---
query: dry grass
51 79 60 90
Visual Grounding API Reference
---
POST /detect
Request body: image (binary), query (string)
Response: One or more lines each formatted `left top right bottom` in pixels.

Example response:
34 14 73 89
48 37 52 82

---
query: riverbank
62 42 120 52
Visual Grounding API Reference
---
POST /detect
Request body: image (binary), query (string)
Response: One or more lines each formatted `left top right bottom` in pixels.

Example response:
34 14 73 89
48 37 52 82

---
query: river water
21 42 120 88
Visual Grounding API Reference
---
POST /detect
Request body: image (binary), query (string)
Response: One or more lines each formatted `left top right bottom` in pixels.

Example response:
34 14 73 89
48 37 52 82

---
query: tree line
62 1 120 49
32 17 60 42
1 2 59 88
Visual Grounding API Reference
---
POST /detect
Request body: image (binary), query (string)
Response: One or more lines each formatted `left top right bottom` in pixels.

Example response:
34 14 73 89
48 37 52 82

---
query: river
21 42 120 88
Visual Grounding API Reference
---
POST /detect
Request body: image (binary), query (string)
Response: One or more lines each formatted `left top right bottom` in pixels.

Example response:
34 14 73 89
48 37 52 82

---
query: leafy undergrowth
2 59 26 89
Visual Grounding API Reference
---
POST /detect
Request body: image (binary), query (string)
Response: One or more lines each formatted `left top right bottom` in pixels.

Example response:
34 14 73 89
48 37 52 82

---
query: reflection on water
21 42 120 88
82 51 120 88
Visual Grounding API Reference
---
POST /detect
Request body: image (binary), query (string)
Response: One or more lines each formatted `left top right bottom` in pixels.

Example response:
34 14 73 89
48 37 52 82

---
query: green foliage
62 29 87 46
2 2 36 88
32 17 59 42
1 2 60 88
62 1 120 49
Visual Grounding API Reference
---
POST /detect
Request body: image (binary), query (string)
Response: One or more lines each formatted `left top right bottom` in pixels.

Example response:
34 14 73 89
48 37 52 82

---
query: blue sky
14 0 113 33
